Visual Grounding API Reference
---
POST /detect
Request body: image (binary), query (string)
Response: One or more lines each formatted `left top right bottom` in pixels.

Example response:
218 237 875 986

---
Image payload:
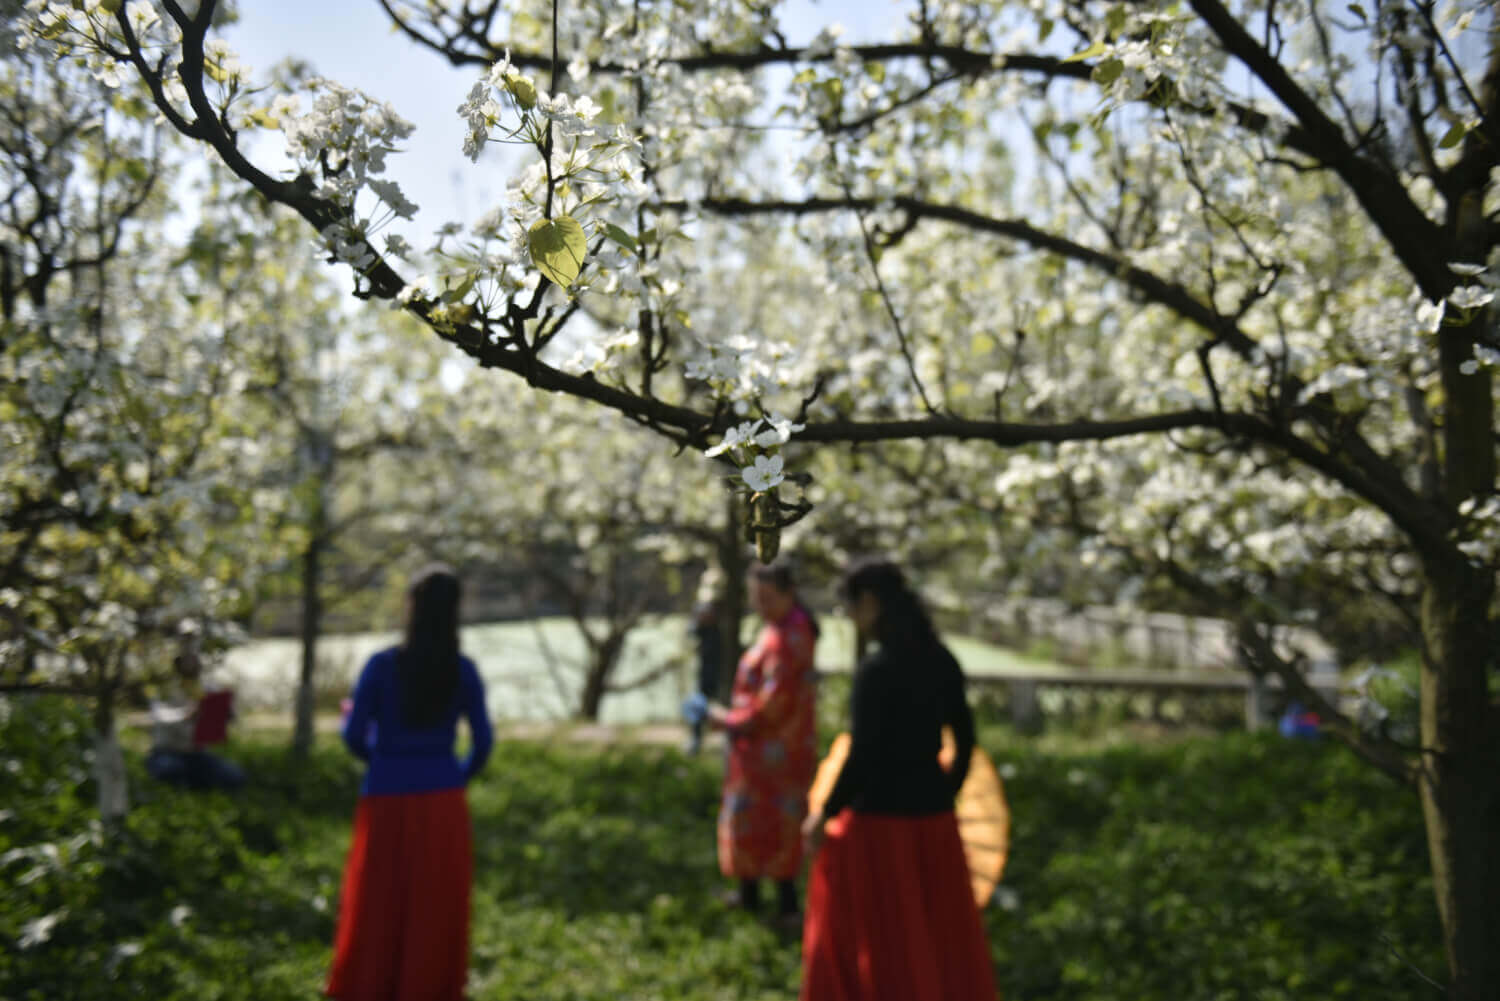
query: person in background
145 626 245 791
698 559 819 930
1278 699 1323 740
684 596 723 755
326 564 493 1001
799 558 995 1001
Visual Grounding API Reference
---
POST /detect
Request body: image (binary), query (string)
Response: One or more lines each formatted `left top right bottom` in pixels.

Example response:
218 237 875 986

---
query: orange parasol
807 728 1010 907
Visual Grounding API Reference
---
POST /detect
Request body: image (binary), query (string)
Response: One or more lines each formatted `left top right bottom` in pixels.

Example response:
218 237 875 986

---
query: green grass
1 696 1445 1000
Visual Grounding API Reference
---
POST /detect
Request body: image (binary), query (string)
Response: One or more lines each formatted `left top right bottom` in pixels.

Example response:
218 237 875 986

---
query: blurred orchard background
4 0 1496 997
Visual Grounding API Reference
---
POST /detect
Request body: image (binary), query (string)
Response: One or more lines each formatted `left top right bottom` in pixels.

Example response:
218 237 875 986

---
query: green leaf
793 68 818 86
528 215 588 288
604 223 637 251
442 274 476 303
1093 58 1126 86
865 61 886 84
1438 121 1468 149
1065 40 1108 64
1106 6 1128 38
1347 2 1368 20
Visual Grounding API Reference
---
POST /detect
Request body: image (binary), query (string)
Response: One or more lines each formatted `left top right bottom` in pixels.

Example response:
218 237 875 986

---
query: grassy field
1 696 1444 1001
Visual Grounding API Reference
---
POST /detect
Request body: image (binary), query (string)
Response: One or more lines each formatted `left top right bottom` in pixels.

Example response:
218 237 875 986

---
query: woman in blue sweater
326 565 493 1001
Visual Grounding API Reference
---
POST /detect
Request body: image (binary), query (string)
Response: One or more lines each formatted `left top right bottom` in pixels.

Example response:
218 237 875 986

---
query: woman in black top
799 559 996 1001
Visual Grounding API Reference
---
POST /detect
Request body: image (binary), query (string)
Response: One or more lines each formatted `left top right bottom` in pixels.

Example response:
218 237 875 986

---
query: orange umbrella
807 728 1010 907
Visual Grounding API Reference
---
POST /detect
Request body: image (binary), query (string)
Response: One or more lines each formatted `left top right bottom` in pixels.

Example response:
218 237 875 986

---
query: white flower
486 50 517 89
753 413 805 447
19 910 65 949
703 420 759 458
395 275 431 305
1416 298 1445 334
741 454 785 493
126 1 159 33
1466 344 1500 375
1448 261 1487 277
572 95 601 123
169 904 192 928
1447 285 1494 310
383 233 413 259
368 179 418 220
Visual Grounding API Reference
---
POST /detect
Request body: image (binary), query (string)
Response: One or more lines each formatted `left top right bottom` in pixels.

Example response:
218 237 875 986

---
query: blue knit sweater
341 647 493 797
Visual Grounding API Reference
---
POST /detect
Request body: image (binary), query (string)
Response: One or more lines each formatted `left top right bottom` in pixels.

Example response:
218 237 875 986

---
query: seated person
1277 699 1322 740
145 629 246 791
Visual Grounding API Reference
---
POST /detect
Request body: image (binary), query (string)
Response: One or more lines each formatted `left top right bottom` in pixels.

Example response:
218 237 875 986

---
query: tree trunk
1418 559 1500 1001
1423 188 1500 999
716 493 748 702
92 694 128 823
577 630 625 721
292 526 324 758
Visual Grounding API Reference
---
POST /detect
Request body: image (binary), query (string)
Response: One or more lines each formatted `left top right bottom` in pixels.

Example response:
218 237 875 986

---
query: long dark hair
751 558 820 638
840 558 939 654
399 563 462 728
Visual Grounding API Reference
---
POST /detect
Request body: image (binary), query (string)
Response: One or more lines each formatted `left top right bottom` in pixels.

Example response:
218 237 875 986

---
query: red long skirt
326 788 473 1001
801 810 997 1001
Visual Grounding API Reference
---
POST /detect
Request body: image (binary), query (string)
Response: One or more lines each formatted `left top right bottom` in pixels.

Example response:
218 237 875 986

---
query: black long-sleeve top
821 640 976 817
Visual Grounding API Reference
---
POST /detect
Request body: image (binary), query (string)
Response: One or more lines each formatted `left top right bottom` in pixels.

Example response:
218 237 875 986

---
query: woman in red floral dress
704 560 820 922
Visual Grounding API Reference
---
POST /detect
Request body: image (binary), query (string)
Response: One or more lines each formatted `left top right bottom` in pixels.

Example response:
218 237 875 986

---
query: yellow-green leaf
604 223 637 251
1065 40 1108 63
528 215 587 288
1093 58 1125 86
1438 121 1468 149
1106 6 1128 38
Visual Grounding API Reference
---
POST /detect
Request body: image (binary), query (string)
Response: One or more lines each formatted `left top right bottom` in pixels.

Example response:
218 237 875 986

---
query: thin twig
1380 934 1447 994
846 188 938 414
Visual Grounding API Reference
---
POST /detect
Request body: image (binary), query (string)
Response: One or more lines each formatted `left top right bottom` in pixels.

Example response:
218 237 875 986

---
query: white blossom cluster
1456 495 1500 567
277 80 418 270
703 413 806 491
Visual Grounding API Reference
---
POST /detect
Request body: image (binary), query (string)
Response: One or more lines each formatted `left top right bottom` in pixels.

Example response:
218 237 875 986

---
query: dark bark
1417 557 1500 1001
291 502 324 758
577 628 626 721
715 492 748 701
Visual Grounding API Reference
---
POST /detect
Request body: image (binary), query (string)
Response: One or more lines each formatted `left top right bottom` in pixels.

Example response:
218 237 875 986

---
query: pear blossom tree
200 202 468 758
21 0 1500 990
0 17 267 820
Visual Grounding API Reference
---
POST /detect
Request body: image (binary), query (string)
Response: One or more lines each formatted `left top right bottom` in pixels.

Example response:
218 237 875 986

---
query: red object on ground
326 788 473 1001
191 690 234 747
801 809 997 1001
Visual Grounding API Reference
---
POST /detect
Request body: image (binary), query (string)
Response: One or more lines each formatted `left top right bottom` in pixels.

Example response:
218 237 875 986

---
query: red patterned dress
718 605 819 881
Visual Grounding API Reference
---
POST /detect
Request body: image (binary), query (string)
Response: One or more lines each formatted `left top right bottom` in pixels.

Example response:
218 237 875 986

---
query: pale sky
224 0 897 248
